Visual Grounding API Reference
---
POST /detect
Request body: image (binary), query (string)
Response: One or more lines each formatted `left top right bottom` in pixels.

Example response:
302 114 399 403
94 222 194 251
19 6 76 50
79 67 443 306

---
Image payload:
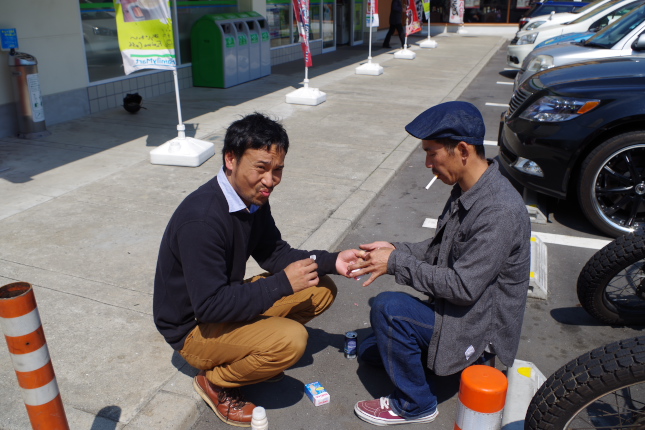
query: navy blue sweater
153 176 339 350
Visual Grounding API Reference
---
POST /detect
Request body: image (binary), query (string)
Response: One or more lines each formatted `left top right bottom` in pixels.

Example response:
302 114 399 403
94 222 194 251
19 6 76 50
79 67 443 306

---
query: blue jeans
359 291 438 419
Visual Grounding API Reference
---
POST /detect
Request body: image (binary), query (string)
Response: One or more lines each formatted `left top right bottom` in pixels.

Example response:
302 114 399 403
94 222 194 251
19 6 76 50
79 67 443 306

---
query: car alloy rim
591 144 645 234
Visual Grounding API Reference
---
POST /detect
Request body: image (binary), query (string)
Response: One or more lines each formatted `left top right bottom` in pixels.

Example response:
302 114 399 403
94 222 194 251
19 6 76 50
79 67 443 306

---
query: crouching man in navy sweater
153 112 361 427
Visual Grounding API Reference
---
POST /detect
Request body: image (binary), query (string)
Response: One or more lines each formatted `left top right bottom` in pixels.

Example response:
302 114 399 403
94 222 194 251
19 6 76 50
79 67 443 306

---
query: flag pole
394 6 416 59
149 3 215 167
419 0 438 48
286 0 327 104
356 0 384 75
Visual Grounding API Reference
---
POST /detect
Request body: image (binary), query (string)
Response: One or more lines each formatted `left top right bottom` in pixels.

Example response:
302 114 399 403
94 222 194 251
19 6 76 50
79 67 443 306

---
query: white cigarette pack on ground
305 381 330 406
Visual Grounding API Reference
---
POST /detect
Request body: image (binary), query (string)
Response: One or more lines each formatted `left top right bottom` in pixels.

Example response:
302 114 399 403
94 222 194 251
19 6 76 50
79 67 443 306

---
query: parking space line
484 140 498 146
486 102 510 107
496 81 513 85
422 218 611 250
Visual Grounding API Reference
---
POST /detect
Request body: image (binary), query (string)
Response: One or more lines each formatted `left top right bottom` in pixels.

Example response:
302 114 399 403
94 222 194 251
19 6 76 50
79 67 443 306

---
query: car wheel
578 131 645 237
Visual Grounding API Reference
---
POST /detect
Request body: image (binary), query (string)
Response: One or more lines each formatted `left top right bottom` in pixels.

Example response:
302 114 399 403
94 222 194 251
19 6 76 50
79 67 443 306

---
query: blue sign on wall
0 28 19 51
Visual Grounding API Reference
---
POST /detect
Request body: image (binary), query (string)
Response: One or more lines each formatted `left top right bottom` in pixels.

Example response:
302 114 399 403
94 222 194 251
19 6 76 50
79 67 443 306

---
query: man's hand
336 249 368 277
348 247 395 287
359 241 395 252
285 258 319 293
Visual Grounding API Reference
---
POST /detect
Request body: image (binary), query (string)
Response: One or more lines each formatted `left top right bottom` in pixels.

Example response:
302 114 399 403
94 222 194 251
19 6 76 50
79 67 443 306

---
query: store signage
114 0 176 74
0 28 18 51
293 0 313 67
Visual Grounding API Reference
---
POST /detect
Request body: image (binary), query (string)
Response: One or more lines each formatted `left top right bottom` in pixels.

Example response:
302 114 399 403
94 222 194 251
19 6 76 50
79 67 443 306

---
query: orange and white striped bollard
454 364 507 430
0 282 69 430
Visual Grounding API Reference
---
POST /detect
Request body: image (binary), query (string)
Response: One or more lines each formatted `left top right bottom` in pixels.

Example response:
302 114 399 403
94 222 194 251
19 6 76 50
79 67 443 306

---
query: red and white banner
449 0 464 23
366 0 380 27
406 0 422 35
293 0 313 67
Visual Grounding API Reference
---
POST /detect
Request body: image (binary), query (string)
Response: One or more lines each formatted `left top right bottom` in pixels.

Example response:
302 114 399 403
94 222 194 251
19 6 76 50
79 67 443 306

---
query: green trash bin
191 14 239 88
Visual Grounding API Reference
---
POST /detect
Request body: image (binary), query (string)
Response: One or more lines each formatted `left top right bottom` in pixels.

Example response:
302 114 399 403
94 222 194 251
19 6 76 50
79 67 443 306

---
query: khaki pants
179 274 337 388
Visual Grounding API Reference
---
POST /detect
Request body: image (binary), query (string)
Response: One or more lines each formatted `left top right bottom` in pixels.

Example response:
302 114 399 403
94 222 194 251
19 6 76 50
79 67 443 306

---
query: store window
79 0 237 83
266 0 326 47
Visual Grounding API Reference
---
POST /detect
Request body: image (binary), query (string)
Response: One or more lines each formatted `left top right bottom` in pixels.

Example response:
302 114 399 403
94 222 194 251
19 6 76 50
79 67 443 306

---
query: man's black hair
436 137 486 159
222 112 289 165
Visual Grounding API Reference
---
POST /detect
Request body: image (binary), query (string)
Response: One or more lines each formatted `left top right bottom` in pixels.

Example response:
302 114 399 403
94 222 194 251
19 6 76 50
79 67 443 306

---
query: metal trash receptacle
8 51 50 139
246 11 271 78
191 14 239 88
244 18 262 80
234 19 251 84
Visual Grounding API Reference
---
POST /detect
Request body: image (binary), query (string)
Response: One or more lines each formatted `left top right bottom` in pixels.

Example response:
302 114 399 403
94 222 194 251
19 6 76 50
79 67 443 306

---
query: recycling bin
244 19 262 80
246 11 272 77
191 14 239 88
8 51 50 139
234 20 251 84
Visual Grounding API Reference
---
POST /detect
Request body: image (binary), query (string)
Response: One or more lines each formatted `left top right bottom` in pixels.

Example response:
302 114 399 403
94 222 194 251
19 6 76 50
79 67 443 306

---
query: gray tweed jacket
388 159 531 376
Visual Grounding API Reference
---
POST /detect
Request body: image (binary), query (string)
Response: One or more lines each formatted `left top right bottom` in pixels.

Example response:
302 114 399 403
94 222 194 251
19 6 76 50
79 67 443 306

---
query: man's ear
224 151 236 172
457 142 470 160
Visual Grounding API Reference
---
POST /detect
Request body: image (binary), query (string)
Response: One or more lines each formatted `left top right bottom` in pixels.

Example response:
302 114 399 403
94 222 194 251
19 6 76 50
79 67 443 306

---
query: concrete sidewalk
0 34 506 429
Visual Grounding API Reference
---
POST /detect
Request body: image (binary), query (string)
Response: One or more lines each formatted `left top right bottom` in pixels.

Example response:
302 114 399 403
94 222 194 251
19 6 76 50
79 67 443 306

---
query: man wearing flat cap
348 101 531 426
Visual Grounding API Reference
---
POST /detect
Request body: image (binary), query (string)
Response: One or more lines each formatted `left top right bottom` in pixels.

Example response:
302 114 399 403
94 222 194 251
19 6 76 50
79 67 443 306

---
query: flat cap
405 101 485 145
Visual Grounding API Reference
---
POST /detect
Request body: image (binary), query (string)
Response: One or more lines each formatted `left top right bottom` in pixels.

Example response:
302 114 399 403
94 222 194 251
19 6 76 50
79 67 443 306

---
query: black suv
498 56 645 237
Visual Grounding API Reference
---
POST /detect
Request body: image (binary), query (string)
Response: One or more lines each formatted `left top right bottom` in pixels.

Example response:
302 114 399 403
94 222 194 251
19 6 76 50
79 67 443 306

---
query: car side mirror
632 33 645 51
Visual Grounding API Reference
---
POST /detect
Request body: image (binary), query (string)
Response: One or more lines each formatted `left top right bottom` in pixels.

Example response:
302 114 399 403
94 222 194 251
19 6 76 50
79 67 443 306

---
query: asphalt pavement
0 32 591 430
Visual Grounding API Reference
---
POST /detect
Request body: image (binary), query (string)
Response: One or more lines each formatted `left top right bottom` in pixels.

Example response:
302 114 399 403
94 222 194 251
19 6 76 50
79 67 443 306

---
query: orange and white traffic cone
454 364 507 430
0 282 70 430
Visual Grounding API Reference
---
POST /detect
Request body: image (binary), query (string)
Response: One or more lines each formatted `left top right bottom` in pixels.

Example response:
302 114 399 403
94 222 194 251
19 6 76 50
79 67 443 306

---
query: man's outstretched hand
336 249 368 277
348 242 395 286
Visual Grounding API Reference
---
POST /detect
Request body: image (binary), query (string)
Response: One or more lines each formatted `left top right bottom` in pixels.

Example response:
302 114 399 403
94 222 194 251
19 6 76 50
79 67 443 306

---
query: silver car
514 3 645 88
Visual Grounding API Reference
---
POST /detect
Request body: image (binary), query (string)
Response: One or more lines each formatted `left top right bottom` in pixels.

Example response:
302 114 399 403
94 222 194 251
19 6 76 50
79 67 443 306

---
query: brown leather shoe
193 371 255 427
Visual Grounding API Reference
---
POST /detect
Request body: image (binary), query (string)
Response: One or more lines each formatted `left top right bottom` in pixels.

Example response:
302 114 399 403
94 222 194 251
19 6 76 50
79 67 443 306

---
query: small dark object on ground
123 93 145 114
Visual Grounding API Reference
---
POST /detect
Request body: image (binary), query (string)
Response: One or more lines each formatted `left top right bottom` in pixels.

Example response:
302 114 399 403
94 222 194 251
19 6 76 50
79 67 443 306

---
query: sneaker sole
193 378 251 428
354 403 439 426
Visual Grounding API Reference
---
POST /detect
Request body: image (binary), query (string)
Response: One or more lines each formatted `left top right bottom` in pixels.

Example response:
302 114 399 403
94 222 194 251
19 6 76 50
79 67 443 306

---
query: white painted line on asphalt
422 218 612 250
486 102 510 107
496 81 513 85
484 140 498 146
504 68 517 70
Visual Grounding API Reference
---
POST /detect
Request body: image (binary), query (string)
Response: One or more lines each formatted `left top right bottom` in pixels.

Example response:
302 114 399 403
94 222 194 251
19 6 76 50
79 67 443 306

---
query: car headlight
517 33 539 45
526 55 554 73
525 20 546 30
520 96 600 122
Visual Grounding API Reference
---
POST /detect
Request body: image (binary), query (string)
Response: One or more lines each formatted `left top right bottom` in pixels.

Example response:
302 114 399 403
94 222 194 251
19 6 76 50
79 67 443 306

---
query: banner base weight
150 137 215 167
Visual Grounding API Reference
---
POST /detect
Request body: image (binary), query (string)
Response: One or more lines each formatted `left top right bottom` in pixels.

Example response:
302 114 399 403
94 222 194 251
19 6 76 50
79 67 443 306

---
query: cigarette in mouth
425 175 438 190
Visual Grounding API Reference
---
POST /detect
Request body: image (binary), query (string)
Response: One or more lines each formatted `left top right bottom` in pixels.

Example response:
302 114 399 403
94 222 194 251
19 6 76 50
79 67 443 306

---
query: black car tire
578 131 645 237
577 230 645 325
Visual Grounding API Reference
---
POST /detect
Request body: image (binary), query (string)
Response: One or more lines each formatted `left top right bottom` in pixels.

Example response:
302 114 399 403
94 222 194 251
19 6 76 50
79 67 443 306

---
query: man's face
225 145 285 207
422 139 463 186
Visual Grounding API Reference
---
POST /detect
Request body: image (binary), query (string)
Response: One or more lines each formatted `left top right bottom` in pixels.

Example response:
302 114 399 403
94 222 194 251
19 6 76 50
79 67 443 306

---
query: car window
588 0 644 29
570 0 630 23
585 3 645 45
572 0 611 14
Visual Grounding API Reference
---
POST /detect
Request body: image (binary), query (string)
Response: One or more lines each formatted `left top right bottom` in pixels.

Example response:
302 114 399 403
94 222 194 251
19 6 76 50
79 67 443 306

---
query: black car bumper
498 113 594 200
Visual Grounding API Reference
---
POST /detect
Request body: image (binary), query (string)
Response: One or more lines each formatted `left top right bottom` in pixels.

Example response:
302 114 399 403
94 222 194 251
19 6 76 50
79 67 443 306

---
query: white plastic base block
393 48 416 60
502 359 546 430
150 137 216 167
355 62 384 75
419 38 438 48
457 25 468 34
285 87 327 105
528 235 548 300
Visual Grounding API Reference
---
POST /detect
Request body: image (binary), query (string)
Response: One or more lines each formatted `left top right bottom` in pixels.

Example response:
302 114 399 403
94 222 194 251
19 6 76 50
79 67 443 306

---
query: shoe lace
380 397 391 410
219 387 249 410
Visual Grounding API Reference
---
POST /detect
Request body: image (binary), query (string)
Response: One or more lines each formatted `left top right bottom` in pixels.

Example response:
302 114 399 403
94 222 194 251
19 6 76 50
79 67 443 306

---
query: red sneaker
354 396 438 426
